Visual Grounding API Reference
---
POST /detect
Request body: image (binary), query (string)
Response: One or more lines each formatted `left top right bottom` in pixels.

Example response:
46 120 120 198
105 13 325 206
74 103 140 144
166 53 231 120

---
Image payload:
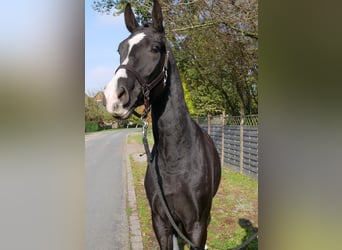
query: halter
115 51 169 119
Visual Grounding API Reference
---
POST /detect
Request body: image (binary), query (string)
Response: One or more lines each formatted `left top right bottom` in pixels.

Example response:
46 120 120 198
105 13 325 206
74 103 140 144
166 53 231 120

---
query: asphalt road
86 129 137 250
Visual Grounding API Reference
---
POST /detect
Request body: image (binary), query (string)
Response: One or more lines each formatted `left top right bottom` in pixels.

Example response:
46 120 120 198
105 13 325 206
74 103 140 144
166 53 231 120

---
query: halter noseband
115 51 169 119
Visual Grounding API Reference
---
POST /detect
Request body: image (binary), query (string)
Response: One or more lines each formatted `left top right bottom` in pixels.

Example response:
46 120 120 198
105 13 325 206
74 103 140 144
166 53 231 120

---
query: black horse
103 1 221 249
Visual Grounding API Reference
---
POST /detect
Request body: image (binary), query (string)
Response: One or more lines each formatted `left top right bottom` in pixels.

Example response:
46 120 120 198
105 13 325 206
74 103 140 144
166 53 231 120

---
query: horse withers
103 1 221 249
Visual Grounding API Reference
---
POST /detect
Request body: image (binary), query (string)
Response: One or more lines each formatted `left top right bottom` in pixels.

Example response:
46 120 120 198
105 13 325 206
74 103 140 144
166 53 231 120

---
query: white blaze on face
104 33 146 114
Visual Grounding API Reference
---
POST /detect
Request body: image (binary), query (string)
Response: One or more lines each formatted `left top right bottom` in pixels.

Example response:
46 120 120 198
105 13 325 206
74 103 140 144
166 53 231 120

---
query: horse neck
151 49 192 149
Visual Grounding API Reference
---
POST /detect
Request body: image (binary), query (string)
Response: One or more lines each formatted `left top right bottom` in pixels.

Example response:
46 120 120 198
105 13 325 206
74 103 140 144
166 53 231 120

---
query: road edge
124 134 144 249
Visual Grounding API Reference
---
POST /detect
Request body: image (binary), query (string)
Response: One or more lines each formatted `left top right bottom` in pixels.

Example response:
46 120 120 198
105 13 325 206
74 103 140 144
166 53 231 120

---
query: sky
85 0 130 95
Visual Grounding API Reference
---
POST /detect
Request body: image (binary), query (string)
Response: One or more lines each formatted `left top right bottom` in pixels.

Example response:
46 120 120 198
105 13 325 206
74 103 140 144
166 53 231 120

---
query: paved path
86 129 138 250
125 139 146 250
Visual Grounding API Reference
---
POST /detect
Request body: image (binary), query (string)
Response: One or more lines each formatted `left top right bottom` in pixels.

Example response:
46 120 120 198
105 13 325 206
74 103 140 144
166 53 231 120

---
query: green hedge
85 121 98 132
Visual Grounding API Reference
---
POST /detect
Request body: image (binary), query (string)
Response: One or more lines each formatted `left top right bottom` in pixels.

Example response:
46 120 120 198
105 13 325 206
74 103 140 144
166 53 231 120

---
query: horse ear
152 0 164 32
124 3 139 33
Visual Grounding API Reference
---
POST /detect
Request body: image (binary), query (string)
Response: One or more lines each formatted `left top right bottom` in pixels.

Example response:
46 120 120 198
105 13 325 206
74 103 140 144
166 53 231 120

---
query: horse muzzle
103 78 130 117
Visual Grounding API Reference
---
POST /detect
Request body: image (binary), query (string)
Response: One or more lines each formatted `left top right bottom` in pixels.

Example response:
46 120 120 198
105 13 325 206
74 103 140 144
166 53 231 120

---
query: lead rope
141 121 202 250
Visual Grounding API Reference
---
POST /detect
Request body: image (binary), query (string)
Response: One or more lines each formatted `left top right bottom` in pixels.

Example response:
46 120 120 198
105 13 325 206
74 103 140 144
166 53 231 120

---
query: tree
168 0 258 115
92 0 153 23
91 0 258 116
85 91 146 127
85 91 115 122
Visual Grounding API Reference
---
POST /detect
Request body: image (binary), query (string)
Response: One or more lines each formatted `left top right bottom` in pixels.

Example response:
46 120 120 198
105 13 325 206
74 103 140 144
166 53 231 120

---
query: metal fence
196 114 258 179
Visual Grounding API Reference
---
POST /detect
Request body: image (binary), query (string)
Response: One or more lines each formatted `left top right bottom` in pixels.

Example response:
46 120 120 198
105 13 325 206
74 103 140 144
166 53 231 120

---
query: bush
85 121 98 132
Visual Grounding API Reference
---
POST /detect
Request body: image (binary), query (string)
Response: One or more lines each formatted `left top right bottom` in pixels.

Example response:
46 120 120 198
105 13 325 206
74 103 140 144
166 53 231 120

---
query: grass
129 153 159 249
127 128 154 145
127 132 258 249
207 168 258 249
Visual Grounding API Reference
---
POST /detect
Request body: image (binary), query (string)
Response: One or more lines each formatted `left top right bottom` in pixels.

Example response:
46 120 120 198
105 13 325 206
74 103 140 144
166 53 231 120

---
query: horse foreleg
152 213 174 250
173 234 186 250
184 221 208 250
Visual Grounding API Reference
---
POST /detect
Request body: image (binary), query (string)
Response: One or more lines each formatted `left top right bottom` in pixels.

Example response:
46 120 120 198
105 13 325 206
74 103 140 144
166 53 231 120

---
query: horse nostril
116 86 129 105
117 87 125 99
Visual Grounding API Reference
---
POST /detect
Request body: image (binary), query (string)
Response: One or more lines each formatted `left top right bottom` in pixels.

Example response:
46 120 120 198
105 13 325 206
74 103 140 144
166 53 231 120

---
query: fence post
207 113 211 135
240 112 245 174
221 111 225 167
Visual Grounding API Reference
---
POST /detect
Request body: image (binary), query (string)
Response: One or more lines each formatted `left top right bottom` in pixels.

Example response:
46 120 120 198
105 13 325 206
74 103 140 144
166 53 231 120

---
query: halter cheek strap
115 51 169 118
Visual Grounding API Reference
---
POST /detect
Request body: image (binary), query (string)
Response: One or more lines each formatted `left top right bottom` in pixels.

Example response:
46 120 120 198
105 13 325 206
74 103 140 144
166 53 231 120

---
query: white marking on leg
173 234 180 250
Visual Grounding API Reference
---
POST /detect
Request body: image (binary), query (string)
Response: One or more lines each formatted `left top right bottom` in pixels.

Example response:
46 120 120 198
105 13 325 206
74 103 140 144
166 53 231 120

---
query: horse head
104 0 168 120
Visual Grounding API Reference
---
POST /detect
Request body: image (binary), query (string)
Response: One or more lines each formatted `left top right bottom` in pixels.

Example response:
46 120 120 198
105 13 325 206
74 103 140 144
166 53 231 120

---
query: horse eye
151 45 160 53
